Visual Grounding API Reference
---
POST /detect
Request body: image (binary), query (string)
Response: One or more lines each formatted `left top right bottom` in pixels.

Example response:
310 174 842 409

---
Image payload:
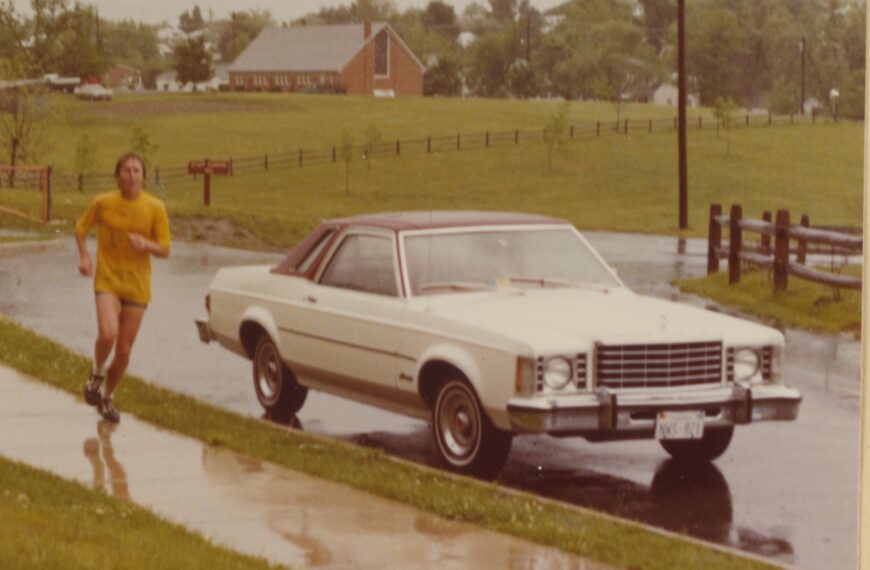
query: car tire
252 335 308 420
432 378 512 479
659 426 734 463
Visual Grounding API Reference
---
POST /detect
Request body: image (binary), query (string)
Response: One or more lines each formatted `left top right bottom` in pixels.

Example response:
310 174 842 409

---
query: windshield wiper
416 281 490 294
508 276 611 293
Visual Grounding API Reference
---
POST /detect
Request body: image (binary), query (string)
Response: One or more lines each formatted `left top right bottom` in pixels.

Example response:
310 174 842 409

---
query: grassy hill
1 93 862 249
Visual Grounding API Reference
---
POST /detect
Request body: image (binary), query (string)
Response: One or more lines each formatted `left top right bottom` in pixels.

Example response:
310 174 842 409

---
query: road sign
188 159 230 206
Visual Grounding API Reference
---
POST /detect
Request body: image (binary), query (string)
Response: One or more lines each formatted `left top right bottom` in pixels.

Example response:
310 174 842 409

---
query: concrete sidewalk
0 364 609 570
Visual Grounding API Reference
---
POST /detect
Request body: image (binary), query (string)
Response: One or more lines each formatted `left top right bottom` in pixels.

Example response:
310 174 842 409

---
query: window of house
374 31 389 77
320 234 399 297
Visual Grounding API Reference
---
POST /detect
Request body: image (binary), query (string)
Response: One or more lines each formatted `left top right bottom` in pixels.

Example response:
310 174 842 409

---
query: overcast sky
8 1 566 25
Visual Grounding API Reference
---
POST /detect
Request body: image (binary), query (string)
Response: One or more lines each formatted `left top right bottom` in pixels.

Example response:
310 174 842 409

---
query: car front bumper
506 383 801 437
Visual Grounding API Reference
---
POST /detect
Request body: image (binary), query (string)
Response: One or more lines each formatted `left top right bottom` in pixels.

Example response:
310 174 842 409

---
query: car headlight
733 348 761 382
543 357 572 390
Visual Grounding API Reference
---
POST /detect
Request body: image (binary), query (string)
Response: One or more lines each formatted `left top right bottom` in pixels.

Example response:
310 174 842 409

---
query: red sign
188 159 230 176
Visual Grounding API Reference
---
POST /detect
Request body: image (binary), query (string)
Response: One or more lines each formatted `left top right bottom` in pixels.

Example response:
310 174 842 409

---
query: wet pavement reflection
83 420 130 501
0 233 859 570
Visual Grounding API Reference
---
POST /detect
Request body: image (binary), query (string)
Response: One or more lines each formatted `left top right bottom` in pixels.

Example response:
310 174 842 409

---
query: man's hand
128 233 149 252
78 254 93 276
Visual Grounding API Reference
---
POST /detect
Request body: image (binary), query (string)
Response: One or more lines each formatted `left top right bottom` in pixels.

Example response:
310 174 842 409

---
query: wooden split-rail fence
707 204 862 292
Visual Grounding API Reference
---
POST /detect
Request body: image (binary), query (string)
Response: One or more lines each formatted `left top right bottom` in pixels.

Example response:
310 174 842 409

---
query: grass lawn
677 265 862 335
0 316 780 570
0 93 862 249
0 457 279 569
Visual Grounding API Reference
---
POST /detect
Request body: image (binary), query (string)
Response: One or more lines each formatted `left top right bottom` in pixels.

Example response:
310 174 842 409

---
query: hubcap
438 385 480 464
257 344 280 401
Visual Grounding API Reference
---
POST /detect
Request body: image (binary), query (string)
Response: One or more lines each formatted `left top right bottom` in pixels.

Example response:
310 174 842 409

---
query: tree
488 0 517 21
172 36 212 87
74 133 98 178
712 96 738 155
638 0 675 54
362 124 383 171
0 85 51 188
422 1 458 39
507 59 538 98
424 54 463 96
339 132 355 194
213 9 275 63
179 5 205 34
130 127 158 170
466 26 522 97
542 102 569 171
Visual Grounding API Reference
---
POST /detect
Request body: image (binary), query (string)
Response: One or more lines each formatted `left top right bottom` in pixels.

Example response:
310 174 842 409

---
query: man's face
116 159 144 192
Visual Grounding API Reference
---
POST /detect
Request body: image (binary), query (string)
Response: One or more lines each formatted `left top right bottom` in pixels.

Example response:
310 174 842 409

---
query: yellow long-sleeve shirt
75 190 170 304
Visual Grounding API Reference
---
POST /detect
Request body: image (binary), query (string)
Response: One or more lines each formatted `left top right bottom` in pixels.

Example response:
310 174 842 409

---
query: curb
0 239 66 257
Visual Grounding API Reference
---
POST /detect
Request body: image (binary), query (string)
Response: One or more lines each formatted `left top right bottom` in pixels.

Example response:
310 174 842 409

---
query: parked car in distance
74 84 113 100
196 211 801 478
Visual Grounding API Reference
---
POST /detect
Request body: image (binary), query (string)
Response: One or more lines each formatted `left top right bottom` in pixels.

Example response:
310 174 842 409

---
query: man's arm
76 232 93 276
128 234 169 258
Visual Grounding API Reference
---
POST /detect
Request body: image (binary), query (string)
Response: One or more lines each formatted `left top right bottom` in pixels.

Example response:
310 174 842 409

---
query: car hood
412 287 781 352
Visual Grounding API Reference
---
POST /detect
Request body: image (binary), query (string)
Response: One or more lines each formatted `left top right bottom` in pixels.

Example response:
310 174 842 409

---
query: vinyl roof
324 211 566 231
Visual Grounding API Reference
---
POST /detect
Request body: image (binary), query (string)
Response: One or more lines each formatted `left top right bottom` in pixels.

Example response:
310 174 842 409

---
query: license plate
655 410 705 440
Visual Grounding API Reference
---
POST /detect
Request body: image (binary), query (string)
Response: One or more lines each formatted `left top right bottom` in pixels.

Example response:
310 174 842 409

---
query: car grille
596 341 723 389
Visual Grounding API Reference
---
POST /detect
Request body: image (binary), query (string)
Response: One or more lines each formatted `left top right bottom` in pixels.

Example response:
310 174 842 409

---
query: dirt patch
171 216 276 251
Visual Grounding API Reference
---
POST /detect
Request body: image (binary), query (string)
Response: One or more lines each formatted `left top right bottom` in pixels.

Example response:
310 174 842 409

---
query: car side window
295 230 335 273
320 234 399 297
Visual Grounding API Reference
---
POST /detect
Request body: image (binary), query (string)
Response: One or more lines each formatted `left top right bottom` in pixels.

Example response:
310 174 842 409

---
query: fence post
45 166 52 222
514 129 519 144
427 136 431 153
716 119 720 138
707 204 722 275
332 147 336 162
745 114 749 127
298 149 303 166
396 140 400 156
569 125 574 140
264 154 269 171
774 210 790 292
761 211 772 254
649 119 652 133
78 173 83 193
624 119 629 135
457 133 460 150
596 122 600 136
485 131 489 148
728 204 743 284
797 214 810 264
699 116 702 129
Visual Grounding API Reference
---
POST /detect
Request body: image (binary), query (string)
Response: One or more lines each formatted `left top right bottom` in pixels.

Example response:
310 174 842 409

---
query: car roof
324 210 567 231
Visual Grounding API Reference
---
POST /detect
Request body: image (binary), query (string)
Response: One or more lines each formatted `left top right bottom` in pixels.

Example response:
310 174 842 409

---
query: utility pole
677 0 688 230
231 12 237 62
800 36 806 115
526 12 531 61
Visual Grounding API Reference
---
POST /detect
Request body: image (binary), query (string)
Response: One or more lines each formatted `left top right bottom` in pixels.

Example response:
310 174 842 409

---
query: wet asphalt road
0 232 859 570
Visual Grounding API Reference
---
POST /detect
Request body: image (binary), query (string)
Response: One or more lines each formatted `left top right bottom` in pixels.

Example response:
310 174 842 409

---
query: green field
0 93 862 249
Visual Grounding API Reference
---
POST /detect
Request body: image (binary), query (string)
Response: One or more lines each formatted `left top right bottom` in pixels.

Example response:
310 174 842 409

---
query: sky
7 0 566 25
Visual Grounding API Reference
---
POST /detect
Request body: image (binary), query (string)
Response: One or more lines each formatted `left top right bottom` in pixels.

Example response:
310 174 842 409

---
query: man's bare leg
103 304 146 399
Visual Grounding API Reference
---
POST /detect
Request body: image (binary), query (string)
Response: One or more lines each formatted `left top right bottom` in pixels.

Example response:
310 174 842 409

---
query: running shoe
83 372 104 406
97 397 120 423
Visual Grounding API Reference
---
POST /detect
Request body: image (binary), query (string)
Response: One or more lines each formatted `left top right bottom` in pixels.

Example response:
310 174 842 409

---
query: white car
74 84 113 100
196 212 801 478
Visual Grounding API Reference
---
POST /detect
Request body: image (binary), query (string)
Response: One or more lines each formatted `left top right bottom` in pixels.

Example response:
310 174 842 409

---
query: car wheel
432 378 512 479
659 426 734 463
252 335 308 420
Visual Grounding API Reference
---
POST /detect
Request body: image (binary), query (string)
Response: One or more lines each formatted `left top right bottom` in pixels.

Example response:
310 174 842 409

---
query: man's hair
114 153 147 179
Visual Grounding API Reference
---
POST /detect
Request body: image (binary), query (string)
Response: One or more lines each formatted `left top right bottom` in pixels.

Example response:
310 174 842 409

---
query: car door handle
304 296 317 304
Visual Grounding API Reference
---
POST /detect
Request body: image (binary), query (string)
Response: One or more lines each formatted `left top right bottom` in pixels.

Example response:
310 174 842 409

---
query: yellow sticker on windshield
495 277 511 288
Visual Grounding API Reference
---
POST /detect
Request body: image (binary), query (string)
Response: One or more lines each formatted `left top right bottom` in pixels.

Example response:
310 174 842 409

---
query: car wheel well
240 321 268 359
419 361 467 409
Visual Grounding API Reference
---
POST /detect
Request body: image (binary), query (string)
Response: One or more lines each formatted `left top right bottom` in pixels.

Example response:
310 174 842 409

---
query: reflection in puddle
83 420 130 501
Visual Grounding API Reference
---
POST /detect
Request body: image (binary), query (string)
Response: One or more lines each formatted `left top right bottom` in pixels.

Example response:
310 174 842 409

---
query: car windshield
403 227 622 295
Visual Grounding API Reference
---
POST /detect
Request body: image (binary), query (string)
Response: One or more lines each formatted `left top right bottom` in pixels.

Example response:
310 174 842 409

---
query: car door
283 229 406 398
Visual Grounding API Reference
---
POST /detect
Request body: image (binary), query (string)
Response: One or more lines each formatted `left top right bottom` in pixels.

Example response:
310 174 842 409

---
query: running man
76 152 170 422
